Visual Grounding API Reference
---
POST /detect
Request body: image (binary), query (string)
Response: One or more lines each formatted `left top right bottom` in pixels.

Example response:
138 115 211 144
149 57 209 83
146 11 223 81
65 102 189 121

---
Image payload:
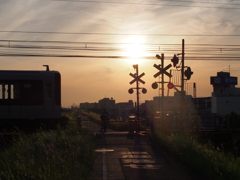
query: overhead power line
1 44 240 55
0 53 240 61
1 39 240 51
1 39 240 60
2 39 240 47
52 0 240 9
1 31 240 37
0 39 180 46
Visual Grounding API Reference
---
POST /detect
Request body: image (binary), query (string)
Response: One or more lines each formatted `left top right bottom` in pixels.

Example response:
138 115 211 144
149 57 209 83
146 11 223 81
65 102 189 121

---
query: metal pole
136 65 140 133
161 53 164 130
181 39 185 92
181 39 185 129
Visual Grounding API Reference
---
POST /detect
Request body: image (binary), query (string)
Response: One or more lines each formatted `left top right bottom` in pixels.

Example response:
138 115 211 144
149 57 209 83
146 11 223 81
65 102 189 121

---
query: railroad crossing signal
152 82 158 89
129 72 145 85
128 64 147 133
128 88 134 94
151 81 170 89
171 54 179 67
184 67 193 80
153 64 172 78
167 82 174 89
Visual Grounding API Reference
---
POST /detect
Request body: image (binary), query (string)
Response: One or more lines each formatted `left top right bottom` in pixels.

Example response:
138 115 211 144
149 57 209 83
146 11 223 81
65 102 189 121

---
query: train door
44 82 54 115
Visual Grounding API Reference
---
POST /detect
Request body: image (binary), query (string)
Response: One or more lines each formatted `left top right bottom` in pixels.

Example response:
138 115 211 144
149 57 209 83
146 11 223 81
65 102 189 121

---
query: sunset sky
0 0 240 107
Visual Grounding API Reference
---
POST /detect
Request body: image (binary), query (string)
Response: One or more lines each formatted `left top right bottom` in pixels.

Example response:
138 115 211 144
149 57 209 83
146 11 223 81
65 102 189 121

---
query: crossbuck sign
153 64 172 78
129 72 145 85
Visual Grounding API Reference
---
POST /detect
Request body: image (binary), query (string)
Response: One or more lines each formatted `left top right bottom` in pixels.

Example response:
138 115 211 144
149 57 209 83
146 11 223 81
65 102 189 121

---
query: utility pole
181 39 185 93
161 53 165 129
136 65 140 133
181 39 185 129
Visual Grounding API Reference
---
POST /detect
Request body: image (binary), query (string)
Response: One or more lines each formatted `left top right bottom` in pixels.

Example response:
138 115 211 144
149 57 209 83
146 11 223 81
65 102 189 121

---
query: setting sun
121 35 148 65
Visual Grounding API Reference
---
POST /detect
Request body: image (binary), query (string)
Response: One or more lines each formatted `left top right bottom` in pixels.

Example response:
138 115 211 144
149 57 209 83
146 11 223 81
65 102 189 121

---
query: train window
0 84 20 99
13 84 20 99
21 80 43 105
46 83 52 99
5 85 9 99
0 84 15 99
8 85 12 99
0 84 5 99
0 80 43 105
1 84 8 99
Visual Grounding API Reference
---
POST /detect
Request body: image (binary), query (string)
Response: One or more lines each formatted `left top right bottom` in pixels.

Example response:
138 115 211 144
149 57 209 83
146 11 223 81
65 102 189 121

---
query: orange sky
0 0 240 107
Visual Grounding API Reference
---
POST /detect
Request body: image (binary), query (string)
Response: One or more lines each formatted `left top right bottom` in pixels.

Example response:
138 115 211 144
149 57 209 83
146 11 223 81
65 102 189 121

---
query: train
0 66 67 131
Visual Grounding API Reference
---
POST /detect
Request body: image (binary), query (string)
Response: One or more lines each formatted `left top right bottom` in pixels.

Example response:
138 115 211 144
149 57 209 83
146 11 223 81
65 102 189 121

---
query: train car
0 66 63 130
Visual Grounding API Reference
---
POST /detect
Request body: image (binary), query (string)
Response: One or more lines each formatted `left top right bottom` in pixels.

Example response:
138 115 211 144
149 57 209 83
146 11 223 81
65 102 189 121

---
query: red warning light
167 83 174 89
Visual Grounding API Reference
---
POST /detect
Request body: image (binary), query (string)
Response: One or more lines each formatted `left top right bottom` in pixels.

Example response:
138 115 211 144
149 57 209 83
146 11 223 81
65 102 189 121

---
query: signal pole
136 65 140 133
181 39 185 129
129 65 147 133
153 53 173 131
161 54 165 128
181 39 185 93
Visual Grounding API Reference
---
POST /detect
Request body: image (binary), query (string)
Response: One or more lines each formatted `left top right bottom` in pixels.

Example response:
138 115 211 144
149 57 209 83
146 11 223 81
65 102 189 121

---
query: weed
0 121 96 180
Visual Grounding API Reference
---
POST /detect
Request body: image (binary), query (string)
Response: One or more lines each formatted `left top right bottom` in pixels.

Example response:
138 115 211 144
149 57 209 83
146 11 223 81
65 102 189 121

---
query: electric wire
1 31 240 37
1 39 240 48
1 39 240 60
0 52 240 61
52 0 240 9
53 0 240 6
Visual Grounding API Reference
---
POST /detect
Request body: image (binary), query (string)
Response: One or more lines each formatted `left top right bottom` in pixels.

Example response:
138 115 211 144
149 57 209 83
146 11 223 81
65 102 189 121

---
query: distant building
115 100 134 110
211 71 240 115
192 97 211 114
145 100 153 117
152 91 193 113
115 100 134 121
98 97 115 109
79 102 99 109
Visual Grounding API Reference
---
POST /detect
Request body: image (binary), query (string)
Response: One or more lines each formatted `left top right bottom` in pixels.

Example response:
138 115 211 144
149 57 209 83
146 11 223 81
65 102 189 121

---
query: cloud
1 0 240 106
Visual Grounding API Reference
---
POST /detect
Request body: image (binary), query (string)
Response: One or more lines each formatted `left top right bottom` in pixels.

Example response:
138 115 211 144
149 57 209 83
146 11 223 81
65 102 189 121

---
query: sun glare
121 36 148 65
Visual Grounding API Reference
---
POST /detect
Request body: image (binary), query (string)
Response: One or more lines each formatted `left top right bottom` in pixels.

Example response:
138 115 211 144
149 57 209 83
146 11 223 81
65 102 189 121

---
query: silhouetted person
99 109 110 132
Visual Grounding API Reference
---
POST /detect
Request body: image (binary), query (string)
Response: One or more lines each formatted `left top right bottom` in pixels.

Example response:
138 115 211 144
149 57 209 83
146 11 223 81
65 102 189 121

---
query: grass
150 131 240 180
81 110 130 131
61 109 78 121
81 110 146 131
0 112 96 180
81 110 100 120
